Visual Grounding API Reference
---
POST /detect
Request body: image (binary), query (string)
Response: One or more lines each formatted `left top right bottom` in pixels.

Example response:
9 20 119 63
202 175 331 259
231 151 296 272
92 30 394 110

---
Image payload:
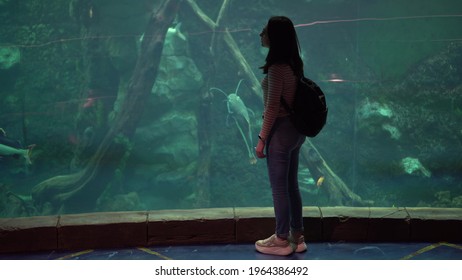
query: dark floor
1 242 461 260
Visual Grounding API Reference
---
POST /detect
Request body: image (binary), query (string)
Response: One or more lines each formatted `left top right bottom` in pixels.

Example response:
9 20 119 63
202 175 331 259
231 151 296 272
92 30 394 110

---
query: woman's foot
290 234 307 253
255 234 295 256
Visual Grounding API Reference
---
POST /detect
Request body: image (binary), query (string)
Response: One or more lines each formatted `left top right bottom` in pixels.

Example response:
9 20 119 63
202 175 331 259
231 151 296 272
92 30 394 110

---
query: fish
82 97 96 108
166 22 186 41
0 132 35 164
316 176 325 187
210 80 256 164
0 143 35 165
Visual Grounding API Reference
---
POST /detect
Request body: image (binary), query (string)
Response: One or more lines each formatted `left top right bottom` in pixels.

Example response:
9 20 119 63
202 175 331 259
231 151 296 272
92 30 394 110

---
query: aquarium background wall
1 0 461 218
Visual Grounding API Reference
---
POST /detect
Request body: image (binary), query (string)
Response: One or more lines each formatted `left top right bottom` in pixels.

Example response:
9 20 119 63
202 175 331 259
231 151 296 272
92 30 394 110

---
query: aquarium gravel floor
0 242 461 260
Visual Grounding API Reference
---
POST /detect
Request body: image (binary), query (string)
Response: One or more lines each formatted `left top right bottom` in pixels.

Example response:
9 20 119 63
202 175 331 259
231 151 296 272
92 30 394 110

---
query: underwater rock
398 42 462 92
434 191 451 205
381 123 401 140
400 157 431 178
152 113 198 166
357 98 399 140
358 99 393 120
97 191 141 212
0 184 33 217
0 46 20 70
134 112 198 165
429 191 462 208
153 55 203 95
452 196 462 208
129 112 198 197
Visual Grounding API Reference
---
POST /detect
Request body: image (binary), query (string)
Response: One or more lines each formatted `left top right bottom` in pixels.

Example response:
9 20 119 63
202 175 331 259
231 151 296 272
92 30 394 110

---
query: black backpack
281 75 328 137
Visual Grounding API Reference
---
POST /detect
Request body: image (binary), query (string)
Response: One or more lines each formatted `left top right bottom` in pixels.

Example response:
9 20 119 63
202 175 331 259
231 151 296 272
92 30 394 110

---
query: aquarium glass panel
1 0 461 217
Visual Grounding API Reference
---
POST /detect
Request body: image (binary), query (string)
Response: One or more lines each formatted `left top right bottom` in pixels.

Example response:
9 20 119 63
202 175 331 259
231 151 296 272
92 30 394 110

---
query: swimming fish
0 131 34 164
166 22 186 41
210 80 256 164
0 143 35 165
316 176 325 187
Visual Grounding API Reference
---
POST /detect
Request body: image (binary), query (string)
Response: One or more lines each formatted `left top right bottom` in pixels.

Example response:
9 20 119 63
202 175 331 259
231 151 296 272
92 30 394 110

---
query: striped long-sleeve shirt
259 63 297 141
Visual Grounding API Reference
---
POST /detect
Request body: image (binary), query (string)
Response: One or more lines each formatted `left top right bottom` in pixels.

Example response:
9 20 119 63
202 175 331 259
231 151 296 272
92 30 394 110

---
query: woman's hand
255 138 266 158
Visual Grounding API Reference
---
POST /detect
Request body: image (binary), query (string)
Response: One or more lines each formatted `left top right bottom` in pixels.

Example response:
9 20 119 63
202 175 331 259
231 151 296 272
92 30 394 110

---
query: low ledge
0 207 461 254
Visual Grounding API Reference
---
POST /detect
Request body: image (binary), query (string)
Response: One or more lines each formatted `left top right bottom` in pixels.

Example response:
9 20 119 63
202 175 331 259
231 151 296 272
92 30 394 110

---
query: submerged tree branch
31 0 180 213
301 141 373 206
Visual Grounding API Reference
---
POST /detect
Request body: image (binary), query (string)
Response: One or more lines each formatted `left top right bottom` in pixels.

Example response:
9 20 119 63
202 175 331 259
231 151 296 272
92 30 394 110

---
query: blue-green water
1 0 461 217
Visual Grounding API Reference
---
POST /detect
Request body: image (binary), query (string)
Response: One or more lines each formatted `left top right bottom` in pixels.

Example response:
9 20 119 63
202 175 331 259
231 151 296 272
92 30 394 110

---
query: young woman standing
255 16 307 256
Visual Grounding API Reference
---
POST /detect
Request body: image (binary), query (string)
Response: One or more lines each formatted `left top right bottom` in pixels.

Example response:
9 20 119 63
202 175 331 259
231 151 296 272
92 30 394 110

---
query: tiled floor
1 242 461 260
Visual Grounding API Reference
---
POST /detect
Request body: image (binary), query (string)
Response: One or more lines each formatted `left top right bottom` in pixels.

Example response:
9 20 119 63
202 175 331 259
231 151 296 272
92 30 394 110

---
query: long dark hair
261 16 303 76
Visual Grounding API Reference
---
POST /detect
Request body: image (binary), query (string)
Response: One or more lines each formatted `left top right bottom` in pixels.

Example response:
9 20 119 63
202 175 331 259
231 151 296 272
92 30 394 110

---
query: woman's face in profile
260 26 270 48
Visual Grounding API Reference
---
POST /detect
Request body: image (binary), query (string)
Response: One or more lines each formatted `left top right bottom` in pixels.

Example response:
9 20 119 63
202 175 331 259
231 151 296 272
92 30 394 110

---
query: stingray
210 80 257 164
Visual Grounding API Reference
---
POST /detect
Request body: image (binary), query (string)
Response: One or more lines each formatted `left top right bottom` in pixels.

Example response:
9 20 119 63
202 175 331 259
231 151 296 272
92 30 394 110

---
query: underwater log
31 0 180 214
301 141 373 206
222 30 261 100
191 0 230 208
185 0 233 207
186 0 260 101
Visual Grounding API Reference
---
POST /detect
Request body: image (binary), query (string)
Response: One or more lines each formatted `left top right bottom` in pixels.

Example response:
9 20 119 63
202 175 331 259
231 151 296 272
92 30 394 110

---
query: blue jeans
266 116 306 239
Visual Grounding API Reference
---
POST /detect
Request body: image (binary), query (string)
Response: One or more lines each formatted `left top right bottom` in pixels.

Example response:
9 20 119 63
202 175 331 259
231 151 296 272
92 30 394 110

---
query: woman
255 16 307 256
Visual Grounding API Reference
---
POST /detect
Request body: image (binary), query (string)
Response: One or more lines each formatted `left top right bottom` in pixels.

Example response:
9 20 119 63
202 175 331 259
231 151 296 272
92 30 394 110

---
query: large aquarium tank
1 0 461 218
